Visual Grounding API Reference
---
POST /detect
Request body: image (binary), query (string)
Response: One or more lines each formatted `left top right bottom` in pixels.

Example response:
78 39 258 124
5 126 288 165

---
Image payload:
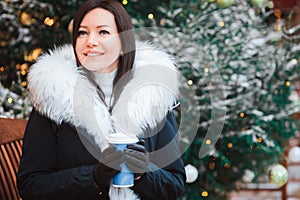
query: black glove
124 139 149 178
94 146 123 188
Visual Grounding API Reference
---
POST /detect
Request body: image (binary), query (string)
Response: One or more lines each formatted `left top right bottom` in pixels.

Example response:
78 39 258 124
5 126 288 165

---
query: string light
227 143 233 148
285 81 291 86
219 21 225 27
187 80 193 85
20 63 28 71
148 13 154 19
20 12 32 25
44 17 54 26
21 70 26 75
209 162 215 169
201 191 208 197
206 139 211 145
24 48 42 62
224 163 230 168
7 98 13 104
21 81 27 87
204 67 209 73
239 112 245 118
122 0 128 5
31 48 43 60
0 66 4 72
257 137 262 143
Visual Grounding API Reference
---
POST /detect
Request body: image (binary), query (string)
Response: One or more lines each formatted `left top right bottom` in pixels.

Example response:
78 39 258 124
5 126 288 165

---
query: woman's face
75 8 122 73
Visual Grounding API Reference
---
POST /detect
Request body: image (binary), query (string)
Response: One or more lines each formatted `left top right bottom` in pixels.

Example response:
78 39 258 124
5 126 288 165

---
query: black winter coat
17 109 186 200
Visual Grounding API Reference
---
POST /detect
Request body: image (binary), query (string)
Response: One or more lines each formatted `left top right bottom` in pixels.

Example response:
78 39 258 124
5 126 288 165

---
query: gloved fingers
124 150 147 172
125 158 146 173
100 146 123 164
126 143 147 153
105 157 124 169
137 139 145 146
102 145 118 157
101 150 123 163
124 149 148 162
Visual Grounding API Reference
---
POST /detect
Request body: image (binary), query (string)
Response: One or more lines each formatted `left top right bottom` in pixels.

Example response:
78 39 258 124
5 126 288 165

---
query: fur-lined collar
28 40 178 150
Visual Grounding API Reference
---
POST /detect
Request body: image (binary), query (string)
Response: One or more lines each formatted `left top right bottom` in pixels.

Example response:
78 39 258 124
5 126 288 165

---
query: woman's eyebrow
79 25 111 28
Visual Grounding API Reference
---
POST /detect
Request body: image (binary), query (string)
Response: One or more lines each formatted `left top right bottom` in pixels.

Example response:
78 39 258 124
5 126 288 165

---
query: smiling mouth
84 53 104 57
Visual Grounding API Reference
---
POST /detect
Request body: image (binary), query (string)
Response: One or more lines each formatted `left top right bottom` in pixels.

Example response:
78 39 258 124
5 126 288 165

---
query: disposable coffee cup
107 132 138 187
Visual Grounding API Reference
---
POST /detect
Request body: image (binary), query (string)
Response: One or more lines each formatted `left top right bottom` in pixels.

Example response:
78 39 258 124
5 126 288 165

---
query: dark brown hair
72 0 136 109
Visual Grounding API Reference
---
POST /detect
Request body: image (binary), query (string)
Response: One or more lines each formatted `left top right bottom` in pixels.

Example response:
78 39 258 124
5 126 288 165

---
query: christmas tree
1 0 300 199
0 0 87 117
133 0 300 199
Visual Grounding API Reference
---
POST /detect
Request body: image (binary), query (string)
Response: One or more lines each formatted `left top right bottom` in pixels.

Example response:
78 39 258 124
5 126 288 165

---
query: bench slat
0 118 27 200
0 146 19 200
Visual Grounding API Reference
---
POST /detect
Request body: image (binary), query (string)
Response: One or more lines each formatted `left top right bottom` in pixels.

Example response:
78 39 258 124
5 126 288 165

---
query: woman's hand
94 146 123 188
124 139 149 179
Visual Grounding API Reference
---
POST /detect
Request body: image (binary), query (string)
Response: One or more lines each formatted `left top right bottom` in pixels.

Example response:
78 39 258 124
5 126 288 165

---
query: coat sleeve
17 109 102 200
132 111 186 199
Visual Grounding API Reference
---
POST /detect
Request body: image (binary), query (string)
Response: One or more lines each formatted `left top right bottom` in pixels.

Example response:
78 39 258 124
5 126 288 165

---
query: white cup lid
107 132 138 144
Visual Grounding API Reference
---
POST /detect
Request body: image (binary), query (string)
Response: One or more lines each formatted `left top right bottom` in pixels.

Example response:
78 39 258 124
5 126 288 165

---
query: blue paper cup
107 133 138 188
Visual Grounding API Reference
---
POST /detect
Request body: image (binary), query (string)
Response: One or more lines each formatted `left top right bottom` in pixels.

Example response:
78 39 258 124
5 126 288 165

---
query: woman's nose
87 33 99 47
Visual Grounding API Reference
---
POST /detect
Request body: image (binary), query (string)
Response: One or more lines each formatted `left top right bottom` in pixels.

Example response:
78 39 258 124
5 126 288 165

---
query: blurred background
1 0 300 199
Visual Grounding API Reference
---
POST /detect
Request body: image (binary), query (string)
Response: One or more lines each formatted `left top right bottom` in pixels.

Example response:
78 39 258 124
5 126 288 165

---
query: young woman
17 0 186 199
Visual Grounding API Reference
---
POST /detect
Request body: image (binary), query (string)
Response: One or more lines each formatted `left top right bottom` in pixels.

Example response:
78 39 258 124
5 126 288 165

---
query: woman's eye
99 30 109 35
78 30 87 37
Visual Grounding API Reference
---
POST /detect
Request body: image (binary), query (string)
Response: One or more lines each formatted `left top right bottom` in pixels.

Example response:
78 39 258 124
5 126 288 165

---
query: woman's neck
93 69 117 106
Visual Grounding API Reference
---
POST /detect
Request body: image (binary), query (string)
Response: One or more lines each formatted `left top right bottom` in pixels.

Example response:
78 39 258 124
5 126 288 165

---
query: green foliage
0 0 85 87
128 0 300 199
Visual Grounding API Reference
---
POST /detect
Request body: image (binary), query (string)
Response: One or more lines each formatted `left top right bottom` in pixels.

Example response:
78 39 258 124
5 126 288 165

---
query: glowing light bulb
7 98 13 104
188 80 193 85
22 81 27 87
202 191 208 197
257 137 262 143
44 17 54 26
148 13 154 19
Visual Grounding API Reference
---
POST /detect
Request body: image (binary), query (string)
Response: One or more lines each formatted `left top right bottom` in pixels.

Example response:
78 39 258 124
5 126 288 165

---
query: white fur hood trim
28 40 178 150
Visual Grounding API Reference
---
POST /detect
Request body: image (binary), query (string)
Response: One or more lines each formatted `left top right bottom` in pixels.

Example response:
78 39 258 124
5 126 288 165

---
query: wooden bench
0 118 27 200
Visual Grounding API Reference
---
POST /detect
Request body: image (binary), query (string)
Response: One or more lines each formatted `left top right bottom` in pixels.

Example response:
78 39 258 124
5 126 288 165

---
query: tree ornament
185 164 198 183
288 146 300 163
216 0 234 8
242 169 255 182
250 0 269 8
269 164 288 187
